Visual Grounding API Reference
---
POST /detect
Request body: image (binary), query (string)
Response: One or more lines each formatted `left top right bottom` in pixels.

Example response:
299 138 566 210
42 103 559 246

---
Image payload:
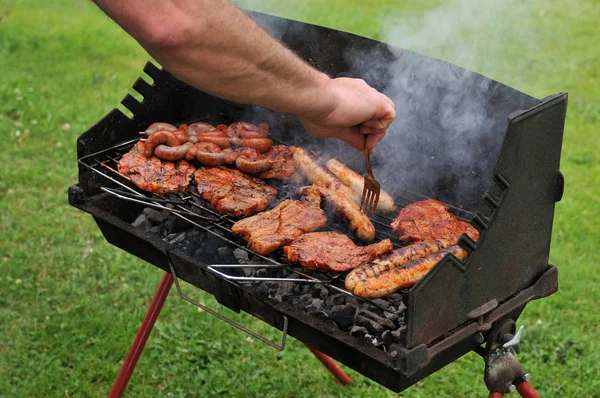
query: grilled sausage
345 239 454 291
325 159 396 214
227 121 269 139
188 122 216 135
145 122 177 136
144 130 180 157
351 245 468 298
317 187 375 242
237 138 272 153
294 148 357 200
154 142 193 161
198 135 232 149
186 142 225 166
222 147 261 164
235 157 273 174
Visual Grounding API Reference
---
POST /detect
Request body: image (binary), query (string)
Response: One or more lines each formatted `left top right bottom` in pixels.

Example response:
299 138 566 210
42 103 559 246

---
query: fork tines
360 148 381 218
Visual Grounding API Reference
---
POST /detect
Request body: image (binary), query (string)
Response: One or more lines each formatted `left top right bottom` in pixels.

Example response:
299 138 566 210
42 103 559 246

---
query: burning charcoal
311 284 329 300
385 293 404 305
217 246 233 259
364 334 384 348
381 330 395 346
306 298 324 311
132 214 150 230
329 304 357 330
325 293 347 308
391 326 407 342
349 326 369 338
355 316 384 335
357 310 396 331
233 248 250 264
293 284 311 295
149 226 160 235
309 310 329 320
275 283 294 298
143 208 168 224
193 248 204 259
371 299 392 310
383 310 399 323
396 301 407 314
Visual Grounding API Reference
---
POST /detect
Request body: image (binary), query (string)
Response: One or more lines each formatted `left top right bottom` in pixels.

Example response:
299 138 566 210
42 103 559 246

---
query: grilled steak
194 166 277 217
255 145 300 181
284 232 392 272
231 186 327 254
391 199 480 243
118 142 195 194
351 245 468 298
345 239 454 292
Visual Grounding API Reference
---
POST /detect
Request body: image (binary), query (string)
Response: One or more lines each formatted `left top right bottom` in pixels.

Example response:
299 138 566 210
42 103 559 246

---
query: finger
365 132 385 150
359 123 387 136
337 127 366 151
362 119 385 129
380 93 396 110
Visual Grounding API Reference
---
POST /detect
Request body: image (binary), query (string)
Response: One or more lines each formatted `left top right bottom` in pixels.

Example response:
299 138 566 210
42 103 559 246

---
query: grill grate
77 135 477 313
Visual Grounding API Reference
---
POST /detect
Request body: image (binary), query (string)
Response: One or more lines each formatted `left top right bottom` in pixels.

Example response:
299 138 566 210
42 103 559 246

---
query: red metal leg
307 346 352 385
516 382 540 398
489 393 504 398
109 272 174 398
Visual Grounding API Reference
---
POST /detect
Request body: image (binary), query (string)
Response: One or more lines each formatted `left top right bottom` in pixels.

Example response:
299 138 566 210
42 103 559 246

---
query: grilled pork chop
231 186 327 254
284 232 392 272
391 199 480 243
194 166 277 217
118 142 195 194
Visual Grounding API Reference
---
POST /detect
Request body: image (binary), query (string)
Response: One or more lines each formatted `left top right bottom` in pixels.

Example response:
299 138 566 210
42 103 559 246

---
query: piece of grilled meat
284 231 392 272
255 145 300 181
118 142 195 194
351 245 468 298
231 186 327 254
391 199 480 243
345 239 454 292
194 166 277 217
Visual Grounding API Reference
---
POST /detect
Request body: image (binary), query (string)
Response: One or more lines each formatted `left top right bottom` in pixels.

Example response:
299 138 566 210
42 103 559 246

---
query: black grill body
68 12 566 392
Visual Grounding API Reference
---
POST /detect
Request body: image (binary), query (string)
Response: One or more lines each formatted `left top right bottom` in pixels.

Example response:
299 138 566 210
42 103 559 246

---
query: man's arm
92 0 396 151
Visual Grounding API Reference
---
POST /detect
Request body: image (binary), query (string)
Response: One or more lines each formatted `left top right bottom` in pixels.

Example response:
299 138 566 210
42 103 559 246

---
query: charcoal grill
68 11 566 396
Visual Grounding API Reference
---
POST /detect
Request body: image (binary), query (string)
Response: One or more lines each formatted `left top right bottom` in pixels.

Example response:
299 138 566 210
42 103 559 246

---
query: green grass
1 0 599 396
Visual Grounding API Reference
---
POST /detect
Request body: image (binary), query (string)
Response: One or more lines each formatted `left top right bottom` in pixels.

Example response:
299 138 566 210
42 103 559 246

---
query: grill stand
108 271 352 397
480 319 540 398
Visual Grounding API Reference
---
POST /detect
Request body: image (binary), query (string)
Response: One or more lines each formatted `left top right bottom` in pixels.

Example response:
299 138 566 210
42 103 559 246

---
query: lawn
1 0 599 396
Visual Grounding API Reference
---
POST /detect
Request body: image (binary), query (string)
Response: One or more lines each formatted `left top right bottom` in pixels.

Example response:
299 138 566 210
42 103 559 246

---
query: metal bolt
508 384 516 393
475 332 485 344
523 373 531 382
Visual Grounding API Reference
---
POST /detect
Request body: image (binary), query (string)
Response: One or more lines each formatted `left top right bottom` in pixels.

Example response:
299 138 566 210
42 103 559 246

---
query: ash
131 206 407 354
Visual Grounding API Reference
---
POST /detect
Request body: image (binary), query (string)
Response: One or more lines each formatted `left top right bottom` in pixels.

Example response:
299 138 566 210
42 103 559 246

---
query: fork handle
364 147 372 174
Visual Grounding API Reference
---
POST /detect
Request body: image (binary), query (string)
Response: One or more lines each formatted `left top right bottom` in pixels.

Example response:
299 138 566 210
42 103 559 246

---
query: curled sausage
145 130 180 157
186 142 225 166
235 157 273 174
238 138 272 153
154 142 193 161
198 136 232 149
188 122 217 137
221 147 261 164
186 142 221 161
145 122 177 136
227 122 269 139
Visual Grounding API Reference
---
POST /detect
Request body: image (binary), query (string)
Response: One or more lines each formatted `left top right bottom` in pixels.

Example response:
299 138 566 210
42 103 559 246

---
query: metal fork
360 146 380 217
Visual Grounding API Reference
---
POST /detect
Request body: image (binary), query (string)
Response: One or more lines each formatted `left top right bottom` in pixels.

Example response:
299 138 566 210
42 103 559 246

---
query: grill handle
167 261 289 351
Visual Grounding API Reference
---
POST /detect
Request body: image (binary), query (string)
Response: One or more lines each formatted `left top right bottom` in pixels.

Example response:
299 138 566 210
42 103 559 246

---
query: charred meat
391 199 480 243
194 166 277 217
284 231 392 272
231 186 327 254
118 142 195 194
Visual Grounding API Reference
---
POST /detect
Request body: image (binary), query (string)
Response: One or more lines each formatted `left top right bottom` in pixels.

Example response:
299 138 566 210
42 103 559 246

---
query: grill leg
307 346 352 385
109 272 174 398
